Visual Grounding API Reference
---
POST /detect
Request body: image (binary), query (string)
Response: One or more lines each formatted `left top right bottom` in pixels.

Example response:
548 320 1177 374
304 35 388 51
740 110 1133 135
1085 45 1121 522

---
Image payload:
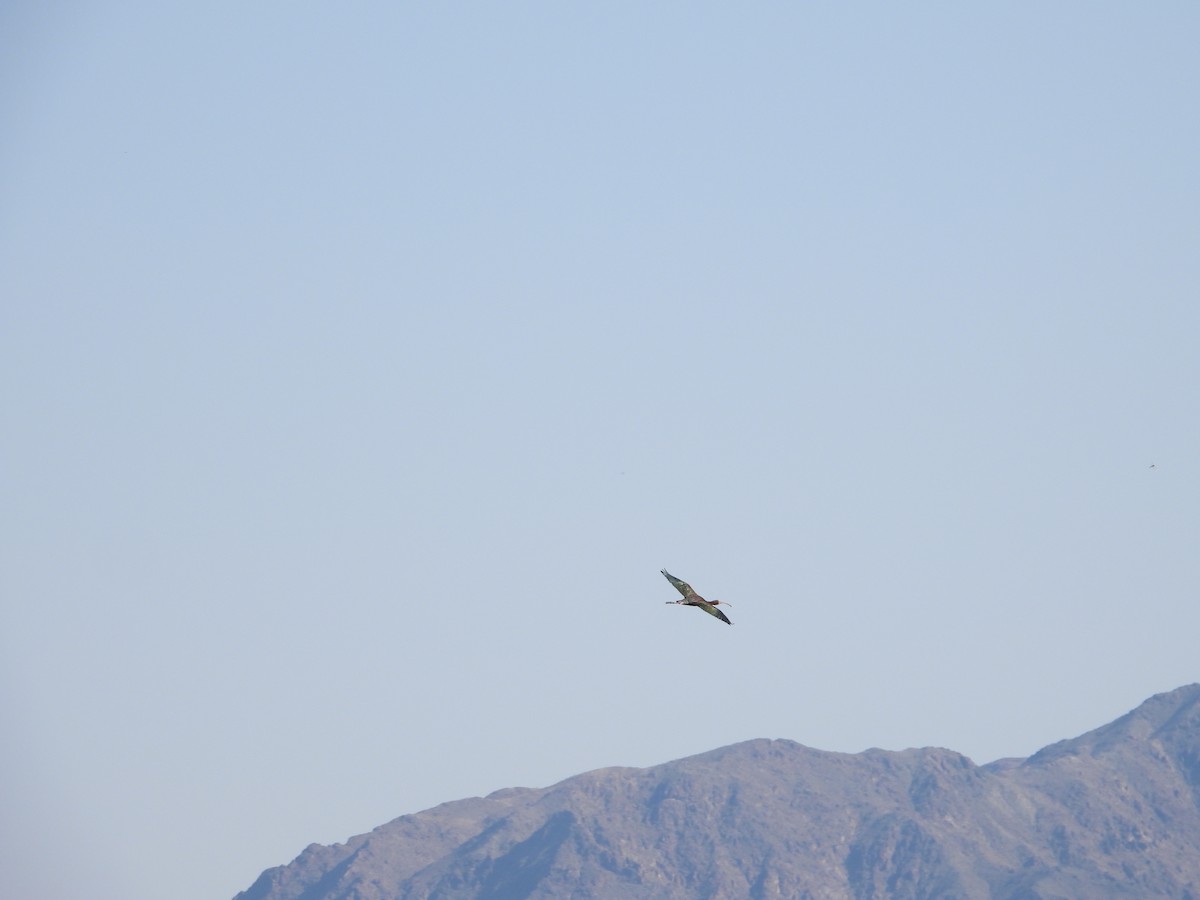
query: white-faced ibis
661 569 733 625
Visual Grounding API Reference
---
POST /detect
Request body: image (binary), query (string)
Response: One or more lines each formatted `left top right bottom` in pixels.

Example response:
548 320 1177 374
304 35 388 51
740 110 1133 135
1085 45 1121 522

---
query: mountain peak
1026 682 1200 766
236 685 1200 900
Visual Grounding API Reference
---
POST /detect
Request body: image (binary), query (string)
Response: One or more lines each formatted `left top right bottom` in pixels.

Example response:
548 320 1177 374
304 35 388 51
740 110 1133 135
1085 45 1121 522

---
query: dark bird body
661 569 733 625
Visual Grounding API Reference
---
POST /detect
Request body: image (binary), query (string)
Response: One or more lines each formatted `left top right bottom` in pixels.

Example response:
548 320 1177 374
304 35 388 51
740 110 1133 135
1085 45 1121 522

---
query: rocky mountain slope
236 684 1200 899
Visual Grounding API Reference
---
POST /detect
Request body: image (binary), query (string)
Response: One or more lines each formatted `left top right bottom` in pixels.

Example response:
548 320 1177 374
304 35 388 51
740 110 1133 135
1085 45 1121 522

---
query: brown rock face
236 684 1200 899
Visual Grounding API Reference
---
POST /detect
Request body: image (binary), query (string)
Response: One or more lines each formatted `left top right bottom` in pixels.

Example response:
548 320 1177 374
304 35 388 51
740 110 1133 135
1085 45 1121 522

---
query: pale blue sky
2 4 1198 899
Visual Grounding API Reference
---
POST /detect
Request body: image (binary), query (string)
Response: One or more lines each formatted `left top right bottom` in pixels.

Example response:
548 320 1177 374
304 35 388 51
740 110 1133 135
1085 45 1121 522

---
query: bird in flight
661 569 733 625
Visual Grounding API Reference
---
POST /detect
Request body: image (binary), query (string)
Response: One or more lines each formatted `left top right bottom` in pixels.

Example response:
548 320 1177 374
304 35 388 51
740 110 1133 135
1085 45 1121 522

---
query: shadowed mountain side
236 685 1200 900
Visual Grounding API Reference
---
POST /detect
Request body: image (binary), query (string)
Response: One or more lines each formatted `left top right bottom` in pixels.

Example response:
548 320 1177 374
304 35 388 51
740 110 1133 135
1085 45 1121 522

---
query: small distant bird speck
661 569 733 625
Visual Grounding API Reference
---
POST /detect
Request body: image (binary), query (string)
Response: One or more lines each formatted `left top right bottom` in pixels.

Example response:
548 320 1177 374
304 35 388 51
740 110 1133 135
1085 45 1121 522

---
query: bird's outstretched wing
697 602 733 625
661 569 698 600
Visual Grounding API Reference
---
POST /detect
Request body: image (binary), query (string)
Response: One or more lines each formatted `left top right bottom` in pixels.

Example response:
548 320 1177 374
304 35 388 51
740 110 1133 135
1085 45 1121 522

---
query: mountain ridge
236 684 1200 899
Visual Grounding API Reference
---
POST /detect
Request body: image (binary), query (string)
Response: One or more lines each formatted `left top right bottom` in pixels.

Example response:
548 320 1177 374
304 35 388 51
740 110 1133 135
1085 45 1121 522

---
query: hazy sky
3 4 1198 899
